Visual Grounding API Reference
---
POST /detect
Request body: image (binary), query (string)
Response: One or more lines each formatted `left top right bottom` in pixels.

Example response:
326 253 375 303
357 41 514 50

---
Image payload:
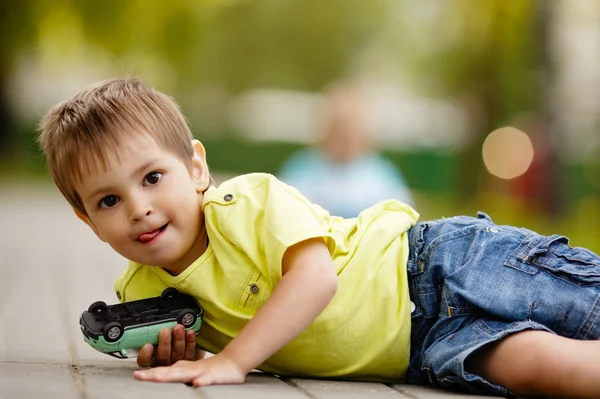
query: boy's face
74 134 210 275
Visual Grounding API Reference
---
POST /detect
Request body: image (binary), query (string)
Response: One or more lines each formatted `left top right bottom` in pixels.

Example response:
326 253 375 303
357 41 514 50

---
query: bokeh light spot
482 127 535 179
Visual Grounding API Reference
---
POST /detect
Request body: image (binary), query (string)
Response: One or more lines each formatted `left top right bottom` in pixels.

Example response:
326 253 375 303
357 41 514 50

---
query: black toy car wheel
161 287 179 299
88 301 108 316
177 309 197 327
103 322 124 342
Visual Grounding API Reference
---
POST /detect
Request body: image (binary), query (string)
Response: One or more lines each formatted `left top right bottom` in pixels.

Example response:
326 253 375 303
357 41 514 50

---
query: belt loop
476 211 493 222
407 222 428 275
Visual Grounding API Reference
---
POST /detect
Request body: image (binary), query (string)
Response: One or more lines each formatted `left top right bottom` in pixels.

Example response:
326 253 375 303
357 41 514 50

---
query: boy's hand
137 324 197 367
134 354 246 387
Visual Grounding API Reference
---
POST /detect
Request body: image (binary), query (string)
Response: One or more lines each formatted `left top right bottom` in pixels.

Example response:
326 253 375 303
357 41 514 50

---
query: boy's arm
220 237 337 372
134 237 337 386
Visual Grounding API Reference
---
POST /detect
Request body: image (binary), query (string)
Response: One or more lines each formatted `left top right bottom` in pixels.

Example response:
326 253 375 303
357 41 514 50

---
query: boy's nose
129 201 153 222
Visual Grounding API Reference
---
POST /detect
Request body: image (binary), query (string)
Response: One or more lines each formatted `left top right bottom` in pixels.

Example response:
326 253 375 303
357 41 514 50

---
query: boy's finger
184 329 196 360
170 324 186 363
137 344 155 368
135 365 201 383
154 328 172 366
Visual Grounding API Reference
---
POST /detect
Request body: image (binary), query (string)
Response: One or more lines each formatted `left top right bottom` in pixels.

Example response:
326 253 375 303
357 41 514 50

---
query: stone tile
196 373 311 399
77 362 311 399
391 384 500 398
288 378 410 398
0 184 126 364
83 372 198 399
0 362 80 399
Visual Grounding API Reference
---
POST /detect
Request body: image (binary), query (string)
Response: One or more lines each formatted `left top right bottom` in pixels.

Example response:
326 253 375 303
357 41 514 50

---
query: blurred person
38 77 600 399
278 83 413 218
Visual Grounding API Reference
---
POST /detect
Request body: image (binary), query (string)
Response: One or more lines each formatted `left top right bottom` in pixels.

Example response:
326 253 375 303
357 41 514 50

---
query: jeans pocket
505 234 600 286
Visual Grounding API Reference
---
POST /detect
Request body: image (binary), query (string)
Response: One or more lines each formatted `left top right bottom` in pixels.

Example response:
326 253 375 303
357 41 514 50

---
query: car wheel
103 322 124 342
177 309 197 327
161 287 179 299
88 301 108 317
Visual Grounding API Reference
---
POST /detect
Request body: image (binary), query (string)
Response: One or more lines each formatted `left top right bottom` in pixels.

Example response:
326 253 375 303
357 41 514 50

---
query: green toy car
80 288 203 359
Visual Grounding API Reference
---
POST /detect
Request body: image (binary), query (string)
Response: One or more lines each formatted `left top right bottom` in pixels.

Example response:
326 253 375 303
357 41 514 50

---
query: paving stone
195 374 311 399
0 274 72 363
0 362 79 399
84 372 197 399
70 360 196 398
391 384 500 398
288 378 410 398
0 185 126 364
77 359 140 376
77 362 311 398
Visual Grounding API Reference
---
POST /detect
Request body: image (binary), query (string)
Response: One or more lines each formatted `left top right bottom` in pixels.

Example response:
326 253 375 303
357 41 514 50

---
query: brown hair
38 78 196 216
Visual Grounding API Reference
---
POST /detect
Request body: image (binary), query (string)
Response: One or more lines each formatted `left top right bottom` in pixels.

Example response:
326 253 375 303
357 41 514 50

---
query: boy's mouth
138 224 168 244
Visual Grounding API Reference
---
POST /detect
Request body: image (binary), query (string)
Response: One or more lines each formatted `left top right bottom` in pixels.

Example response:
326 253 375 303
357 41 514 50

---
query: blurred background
1 0 599 252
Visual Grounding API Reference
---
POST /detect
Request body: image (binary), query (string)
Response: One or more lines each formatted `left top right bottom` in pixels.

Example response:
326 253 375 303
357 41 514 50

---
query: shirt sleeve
261 177 336 283
211 174 336 286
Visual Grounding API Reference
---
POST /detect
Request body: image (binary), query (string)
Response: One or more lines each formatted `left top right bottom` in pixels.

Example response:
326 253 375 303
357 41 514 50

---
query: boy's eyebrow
84 160 159 202
131 159 159 179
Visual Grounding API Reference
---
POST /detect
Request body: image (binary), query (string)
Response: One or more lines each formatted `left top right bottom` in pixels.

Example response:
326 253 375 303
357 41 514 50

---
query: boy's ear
74 209 106 242
191 139 210 193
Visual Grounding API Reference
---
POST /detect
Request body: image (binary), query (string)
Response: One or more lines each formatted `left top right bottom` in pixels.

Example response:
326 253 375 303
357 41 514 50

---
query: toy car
80 287 203 359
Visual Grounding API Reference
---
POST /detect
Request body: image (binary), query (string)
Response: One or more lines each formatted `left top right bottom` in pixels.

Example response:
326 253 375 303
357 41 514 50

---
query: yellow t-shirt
115 173 419 382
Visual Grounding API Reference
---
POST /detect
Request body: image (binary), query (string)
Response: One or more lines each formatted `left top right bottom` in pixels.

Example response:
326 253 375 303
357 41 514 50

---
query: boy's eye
99 195 119 209
145 172 162 186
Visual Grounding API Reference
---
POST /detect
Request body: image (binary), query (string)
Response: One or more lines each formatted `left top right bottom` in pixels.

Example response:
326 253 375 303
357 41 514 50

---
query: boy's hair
38 78 196 216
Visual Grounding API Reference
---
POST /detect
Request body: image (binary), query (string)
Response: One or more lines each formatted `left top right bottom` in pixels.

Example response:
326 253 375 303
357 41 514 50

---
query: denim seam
532 260 600 280
515 235 569 262
548 249 600 267
441 289 451 317
515 236 537 261
534 256 600 272
515 234 552 261
441 287 477 316
506 264 597 284
418 226 483 261
473 319 497 335
579 291 600 339
446 305 478 316
504 262 538 275
513 259 600 286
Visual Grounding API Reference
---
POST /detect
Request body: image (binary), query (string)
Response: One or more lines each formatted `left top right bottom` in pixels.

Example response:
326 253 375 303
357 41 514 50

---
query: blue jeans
406 212 600 396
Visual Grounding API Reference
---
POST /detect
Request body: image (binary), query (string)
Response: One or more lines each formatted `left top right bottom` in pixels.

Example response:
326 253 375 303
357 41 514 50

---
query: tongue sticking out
139 228 162 243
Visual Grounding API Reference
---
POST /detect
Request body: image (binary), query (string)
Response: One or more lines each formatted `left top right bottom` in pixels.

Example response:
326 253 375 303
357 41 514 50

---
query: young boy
38 78 600 398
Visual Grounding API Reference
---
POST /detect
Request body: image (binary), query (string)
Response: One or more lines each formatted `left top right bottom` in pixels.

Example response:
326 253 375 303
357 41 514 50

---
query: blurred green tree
0 1 35 155
0 0 387 157
393 0 560 213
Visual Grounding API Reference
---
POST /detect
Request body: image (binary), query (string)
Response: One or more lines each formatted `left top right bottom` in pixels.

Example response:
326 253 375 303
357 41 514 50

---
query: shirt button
249 283 259 294
116 291 121 300
410 301 416 314
224 194 234 202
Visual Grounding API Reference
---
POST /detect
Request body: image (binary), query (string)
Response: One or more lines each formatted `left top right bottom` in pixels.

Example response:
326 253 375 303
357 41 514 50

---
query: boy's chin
129 255 179 270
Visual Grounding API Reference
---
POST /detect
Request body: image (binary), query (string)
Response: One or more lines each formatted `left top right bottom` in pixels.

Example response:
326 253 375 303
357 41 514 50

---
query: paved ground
0 181 501 399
